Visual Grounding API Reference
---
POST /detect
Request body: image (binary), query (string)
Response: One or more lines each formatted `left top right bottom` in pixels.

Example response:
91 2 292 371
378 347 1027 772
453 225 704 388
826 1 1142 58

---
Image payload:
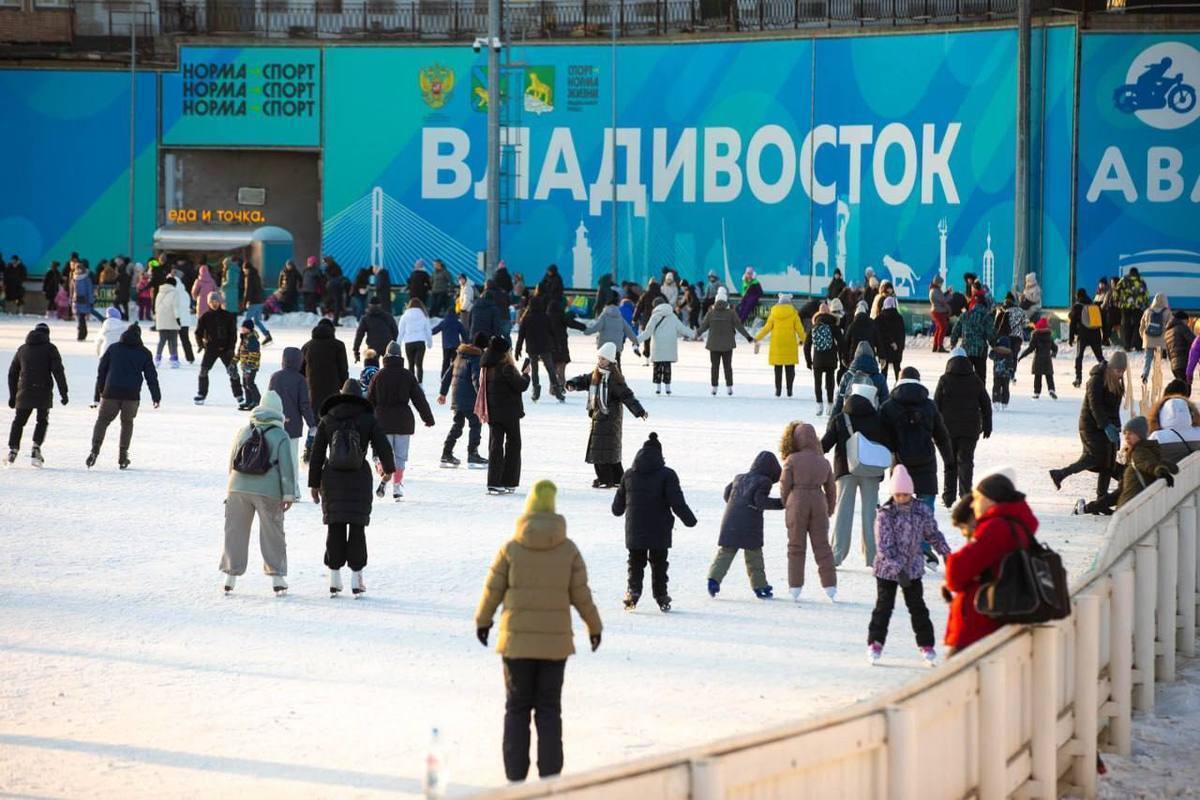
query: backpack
843 414 889 478
893 404 935 467
1146 308 1166 338
232 426 274 475
327 419 365 471
812 322 834 353
974 521 1071 624
1082 304 1103 330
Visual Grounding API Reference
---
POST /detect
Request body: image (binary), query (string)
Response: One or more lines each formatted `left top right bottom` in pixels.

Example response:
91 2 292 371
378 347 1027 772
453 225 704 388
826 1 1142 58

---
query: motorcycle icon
1114 61 1197 115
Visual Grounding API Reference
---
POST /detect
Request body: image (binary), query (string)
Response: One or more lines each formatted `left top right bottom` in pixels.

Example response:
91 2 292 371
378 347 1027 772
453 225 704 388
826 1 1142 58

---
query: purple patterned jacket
873 500 952 582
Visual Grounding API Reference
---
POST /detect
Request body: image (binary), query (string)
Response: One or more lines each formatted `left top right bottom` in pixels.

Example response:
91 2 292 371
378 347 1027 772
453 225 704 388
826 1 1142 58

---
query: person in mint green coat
221 256 243 315
220 390 297 595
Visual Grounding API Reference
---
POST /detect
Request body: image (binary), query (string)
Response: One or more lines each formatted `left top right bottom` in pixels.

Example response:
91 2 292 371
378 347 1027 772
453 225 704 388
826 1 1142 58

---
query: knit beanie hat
1108 350 1128 372
597 342 618 363
208 291 224 306
1035 317 1049 330
643 431 662 453
487 336 511 358
975 472 1024 504
35 322 49 332
524 479 557 514
106 307 122 319
890 464 915 495
901 366 921 381
340 378 362 397
240 318 253 330
950 346 967 359
386 341 403 356
716 287 729 303
1123 416 1149 440
856 301 869 314
306 256 318 267
1164 378 1190 398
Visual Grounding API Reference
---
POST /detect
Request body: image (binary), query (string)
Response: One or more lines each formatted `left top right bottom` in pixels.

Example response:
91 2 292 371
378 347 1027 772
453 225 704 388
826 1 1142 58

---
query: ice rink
0 314 1115 797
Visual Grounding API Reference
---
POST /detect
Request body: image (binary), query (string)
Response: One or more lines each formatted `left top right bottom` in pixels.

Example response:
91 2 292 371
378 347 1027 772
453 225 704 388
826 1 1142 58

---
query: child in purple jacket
868 464 952 667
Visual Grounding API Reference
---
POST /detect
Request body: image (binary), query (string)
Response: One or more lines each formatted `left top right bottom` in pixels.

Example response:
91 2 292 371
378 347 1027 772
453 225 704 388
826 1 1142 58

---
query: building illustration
836 199 850 277
572 218 593 289
982 224 995 289
938 217 948 285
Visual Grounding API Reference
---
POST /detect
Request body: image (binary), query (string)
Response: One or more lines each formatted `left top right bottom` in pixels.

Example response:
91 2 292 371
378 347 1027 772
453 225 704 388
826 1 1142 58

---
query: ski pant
488 418 522 488
1059 434 1118 499
931 311 949 351
992 376 1010 405
969 354 988 390
1034 369 1056 396
774 364 796 396
91 398 138 456
8 406 48 449
405 341 426 382
814 366 835 404
707 546 768 590
831 474 880 567
868 577 935 648
445 409 482 453
241 367 261 407
709 350 733 387
529 352 560 395
593 462 623 485
156 330 179 361
324 522 367 571
788 502 836 590
178 326 195 362
502 657 566 782
944 436 978 502
653 361 672 385
627 548 668 599
1121 308 1141 351
221 491 287 576
198 348 243 400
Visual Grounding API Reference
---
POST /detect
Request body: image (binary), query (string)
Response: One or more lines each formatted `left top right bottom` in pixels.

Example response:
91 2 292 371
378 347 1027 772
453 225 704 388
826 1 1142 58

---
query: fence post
886 706 918 800
978 658 1007 800
1158 515 1179 682
1106 564 1135 755
1178 495 1197 657
1133 536 1158 711
1072 592 1101 799
1030 624 1059 799
690 758 722 800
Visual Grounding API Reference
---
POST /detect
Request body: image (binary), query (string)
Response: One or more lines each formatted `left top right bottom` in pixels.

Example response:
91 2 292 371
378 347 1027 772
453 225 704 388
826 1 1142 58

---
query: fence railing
478 452 1200 799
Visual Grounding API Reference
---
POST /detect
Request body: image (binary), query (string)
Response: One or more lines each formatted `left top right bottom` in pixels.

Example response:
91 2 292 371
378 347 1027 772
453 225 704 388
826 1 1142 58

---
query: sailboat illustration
720 218 807 294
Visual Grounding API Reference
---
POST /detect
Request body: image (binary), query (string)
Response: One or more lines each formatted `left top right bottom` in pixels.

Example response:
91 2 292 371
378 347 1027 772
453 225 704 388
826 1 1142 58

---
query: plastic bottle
423 726 446 799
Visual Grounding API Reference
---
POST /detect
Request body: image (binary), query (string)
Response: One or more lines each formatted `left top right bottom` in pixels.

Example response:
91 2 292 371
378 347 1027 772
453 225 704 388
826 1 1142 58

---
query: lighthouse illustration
572 219 593 289
809 224 831 296
982 224 995 289
937 218 948 285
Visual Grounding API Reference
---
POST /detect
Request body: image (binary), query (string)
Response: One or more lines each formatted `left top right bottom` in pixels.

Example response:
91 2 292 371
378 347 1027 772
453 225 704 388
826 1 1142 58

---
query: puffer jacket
301 322 350 413
95 325 161 404
8 327 67 409
440 343 483 412
934 356 992 439
480 350 529 423
831 346 889 415
1140 296 1171 349
717 451 784 550
1117 439 1178 508
96 316 130 356
195 307 238 354
780 423 836 528
154 283 182 331
268 347 315 439
754 301 804 366
612 436 697 550
474 511 603 660
353 306 399 358
879 379 955 497
1116 274 1149 311
366 354 434 435
697 301 752 352
843 312 878 364
584 303 638 351
873 500 951 583
950 305 997 358
821 393 888 479
1079 363 1123 456
1017 325 1058 374
226 392 298 501
804 312 844 371
638 302 694 363
1164 314 1194 379
191 267 219 320
308 392 395 526
1150 396 1200 464
397 307 434 347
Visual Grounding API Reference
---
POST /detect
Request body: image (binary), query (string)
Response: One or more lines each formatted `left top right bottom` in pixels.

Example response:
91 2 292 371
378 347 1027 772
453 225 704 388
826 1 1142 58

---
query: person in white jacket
153 277 182 366
396 298 434 383
637 296 695 395
173 269 196 364
1149 390 1200 465
95 307 130 358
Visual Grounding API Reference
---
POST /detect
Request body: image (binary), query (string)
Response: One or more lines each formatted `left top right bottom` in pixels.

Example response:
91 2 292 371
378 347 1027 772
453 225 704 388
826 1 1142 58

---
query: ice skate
623 591 640 611
665 385 671 395
487 486 505 496
503 487 516 494
531 385 541 403
656 596 671 613
30 446 43 468
440 450 460 468
351 571 365 596
753 585 774 600
1072 379 1082 388
170 358 180 370
1074 498 1087 515
790 587 802 602
393 482 404 501
85 451 97 468
920 646 938 667
467 450 488 469
655 384 661 395
193 395 205 405
707 579 720 598
375 478 388 498
816 402 824 417
1049 469 1064 491
329 569 343 595
261 334 273 347
272 576 288 596
224 574 236 593
1032 394 1040 400
118 452 130 470
727 386 733 396
710 386 717 396
868 642 883 665
1050 391 1058 400
824 586 838 602
5 449 16 466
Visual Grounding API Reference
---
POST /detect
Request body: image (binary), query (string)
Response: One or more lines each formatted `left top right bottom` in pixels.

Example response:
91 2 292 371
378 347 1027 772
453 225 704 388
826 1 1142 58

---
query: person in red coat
943 471 1038 655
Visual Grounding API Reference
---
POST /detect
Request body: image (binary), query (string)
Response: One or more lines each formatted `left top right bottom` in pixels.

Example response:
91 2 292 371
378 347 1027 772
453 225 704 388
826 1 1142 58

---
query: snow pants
787 499 836 590
1033 370 1056 396
221 491 287 576
707 546 768 590
652 362 673 385
943 436 978 503
91 398 138 456
198 348 243 401
324 522 367 571
8 406 48 449
868 577 934 648
627 548 668 600
831 474 880 567
502 657 566 782
445 409 482 453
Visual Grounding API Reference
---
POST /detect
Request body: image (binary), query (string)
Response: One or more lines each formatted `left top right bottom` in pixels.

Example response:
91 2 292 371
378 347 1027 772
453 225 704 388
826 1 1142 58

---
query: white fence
479 452 1200 800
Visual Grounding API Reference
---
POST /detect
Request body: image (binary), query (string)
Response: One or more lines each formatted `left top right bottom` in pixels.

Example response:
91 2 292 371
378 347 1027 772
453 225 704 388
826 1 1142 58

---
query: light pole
609 0 618 284
1013 0 1030 292
484 0 501 277
128 2 138 259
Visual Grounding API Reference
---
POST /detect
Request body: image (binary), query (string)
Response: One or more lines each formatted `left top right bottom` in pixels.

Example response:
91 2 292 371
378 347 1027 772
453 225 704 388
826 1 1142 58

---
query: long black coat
516 308 552 357
7 327 67 409
612 442 697 549
717 451 783 549
353 307 399 358
407 269 432 303
1080 363 1123 461
366 355 434 435
549 307 586 366
242 266 265 305
879 380 954 497
875 308 906 364
934 356 992 439
480 353 529 424
308 393 395 526
803 312 844 371
821 393 887 479
115 269 132 305
1017 327 1058 375
565 368 645 465
1165 315 1194 378
469 296 505 340
301 322 350 412
843 313 878 365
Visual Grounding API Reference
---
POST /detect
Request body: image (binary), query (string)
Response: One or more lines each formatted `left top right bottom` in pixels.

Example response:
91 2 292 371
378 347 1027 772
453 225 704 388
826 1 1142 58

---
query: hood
791 422 821 454
513 512 567 551
768 302 797 321
944 355 974 376
977 499 1039 538
198 265 214 283
282 346 302 371
381 354 406 370
851 353 880 374
365 306 391 322
890 379 929 405
311 322 335 340
649 302 677 322
1158 397 1195 431
455 343 483 357
24 327 50 346
845 394 877 417
812 312 838 327
100 317 130 335
1151 292 1168 310
119 325 143 346
249 390 286 428
749 450 782 483
320 392 372 417
633 444 666 473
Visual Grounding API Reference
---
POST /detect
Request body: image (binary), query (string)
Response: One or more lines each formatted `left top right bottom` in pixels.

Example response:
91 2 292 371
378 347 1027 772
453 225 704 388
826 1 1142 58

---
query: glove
1162 472 1175 488
941 585 953 604
6 398 13 409
589 633 602 652
1105 424 1120 444
353 352 360 363
476 625 491 647
942 490 955 509
982 429 991 439
60 395 68 406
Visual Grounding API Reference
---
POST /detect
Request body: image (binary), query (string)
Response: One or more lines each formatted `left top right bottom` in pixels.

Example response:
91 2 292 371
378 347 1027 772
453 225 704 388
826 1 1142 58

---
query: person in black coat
193 293 244 405
469 287 505 341
611 432 697 611
493 264 514 295
1017 318 1059 399
1068 288 1106 387
549 295 587 388
874 297 906 381
42 262 62 312
89 324 160 469
114 262 133 321
278 260 300 312
301 318 350 414
706 451 784 598
826 269 846 301
407 261 432 305
1051 352 1128 501
308 380 394 595
933 352 992 505
353 300 399 363
1164 311 1194 384
515 294 562 402
804 305 844 412
879 367 955 505
3 256 27 314
480 336 530 493
842 302 878 376
366 343 435 499
370 264 393 311
6 323 68 463
538 264 565 305
438 333 488 466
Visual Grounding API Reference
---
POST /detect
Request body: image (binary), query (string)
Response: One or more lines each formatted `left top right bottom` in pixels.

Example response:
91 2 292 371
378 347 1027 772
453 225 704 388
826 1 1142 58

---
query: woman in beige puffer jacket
780 421 838 601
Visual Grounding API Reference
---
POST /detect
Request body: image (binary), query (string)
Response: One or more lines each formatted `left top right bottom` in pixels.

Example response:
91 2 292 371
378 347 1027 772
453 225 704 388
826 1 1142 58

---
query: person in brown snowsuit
780 421 838 602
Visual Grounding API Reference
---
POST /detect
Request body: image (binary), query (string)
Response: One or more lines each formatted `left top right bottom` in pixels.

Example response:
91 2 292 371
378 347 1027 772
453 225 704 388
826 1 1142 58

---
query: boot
727 386 733 396
711 386 717 396
1049 469 1064 491
30 446 43 468
86 451 98 468
6 449 16 465
351 571 366 596
531 384 541 403
261 334 273 346
656 595 671 612
816 402 825 416
707 578 720 598
468 450 488 469
623 591 640 610
224 574 236 593
272 575 288 596
118 452 130 470
329 569 343 595
440 448 460 468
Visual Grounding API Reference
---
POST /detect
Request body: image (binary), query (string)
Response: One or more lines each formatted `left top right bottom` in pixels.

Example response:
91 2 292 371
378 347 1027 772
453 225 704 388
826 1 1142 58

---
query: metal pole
1013 0 1030 292
128 3 137 259
485 0 501 277
609 0 617 284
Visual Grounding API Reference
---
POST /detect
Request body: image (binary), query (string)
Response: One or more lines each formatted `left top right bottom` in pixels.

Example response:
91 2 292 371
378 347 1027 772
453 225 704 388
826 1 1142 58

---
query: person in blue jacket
830 341 889 416
432 310 466 388
88 325 161 470
72 263 97 341
437 332 489 468
706 451 784 600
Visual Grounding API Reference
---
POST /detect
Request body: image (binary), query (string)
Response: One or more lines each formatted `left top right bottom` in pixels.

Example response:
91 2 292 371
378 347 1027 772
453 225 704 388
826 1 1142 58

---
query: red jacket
944 499 1038 650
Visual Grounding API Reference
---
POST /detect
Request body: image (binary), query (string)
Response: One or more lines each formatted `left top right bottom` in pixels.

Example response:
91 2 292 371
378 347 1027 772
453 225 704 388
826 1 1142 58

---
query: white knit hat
716 287 729 303
597 342 618 362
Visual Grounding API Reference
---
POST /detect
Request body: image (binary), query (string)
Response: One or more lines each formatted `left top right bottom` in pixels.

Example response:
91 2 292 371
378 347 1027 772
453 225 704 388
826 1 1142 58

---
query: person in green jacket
220 390 298 595
949 303 998 389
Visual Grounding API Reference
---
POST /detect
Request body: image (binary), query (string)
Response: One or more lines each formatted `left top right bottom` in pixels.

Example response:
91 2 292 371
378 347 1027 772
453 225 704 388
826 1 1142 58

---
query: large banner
1077 33 1200 304
323 30 1026 294
162 47 321 147
0 70 157 274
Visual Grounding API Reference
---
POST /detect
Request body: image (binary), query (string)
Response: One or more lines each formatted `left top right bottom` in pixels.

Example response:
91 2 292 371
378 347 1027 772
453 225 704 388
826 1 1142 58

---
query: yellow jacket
755 301 804 366
475 511 603 660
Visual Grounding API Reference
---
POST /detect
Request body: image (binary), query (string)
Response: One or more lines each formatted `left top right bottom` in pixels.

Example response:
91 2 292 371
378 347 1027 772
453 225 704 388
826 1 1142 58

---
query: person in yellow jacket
754 294 805 397
475 479 603 783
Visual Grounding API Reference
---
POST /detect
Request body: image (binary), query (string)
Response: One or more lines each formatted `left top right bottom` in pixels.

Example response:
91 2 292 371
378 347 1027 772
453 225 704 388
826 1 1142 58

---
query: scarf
474 367 490 423
588 366 612 416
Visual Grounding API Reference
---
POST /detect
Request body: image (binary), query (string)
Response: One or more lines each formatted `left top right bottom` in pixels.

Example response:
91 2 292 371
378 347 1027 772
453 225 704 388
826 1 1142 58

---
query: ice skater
366 342 435 500
88 325 161 470
6 323 68 467
707 451 784 599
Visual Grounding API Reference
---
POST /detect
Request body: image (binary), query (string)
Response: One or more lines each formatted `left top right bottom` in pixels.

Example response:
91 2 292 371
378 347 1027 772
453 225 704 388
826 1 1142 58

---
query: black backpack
974 521 1071 624
232 426 274 475
328 418 365 471
894 404 935 467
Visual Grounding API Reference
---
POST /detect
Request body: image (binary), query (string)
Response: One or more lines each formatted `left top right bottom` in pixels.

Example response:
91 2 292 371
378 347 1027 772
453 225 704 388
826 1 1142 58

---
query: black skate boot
5 449 16 466
531 384 541 403
118 452 131 470
85 451 98 469
656 595 672 613
30 446 43 468
468 450 488 469
440 448 460 468
623 591 640 611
